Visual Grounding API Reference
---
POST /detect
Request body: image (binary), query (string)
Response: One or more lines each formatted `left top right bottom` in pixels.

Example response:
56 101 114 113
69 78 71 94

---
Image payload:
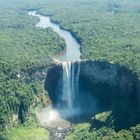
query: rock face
44 60 140 130
79 60 139 102
44 65 63 107
80 61 118 85
22 66 49 83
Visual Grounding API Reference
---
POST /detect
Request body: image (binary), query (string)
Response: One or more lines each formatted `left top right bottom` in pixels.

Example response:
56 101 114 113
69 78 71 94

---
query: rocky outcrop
22 66 50 83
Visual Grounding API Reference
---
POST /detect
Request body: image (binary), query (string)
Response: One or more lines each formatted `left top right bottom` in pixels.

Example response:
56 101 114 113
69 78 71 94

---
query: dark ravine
45 60 140 131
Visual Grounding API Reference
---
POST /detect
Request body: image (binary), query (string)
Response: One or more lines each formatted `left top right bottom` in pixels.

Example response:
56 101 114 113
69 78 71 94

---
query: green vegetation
7 127 49 140
1 28 65 70
0 0 65 139
7 113 49 140
0 0 140 139
66 123 93 140
66 114 140 140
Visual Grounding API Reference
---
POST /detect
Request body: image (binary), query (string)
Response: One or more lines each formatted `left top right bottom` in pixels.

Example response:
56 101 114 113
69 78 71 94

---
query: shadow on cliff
44 60 140 132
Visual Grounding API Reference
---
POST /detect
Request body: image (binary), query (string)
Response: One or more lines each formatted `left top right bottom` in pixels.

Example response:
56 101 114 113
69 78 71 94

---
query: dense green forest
0 0 65 139
0 0 140 139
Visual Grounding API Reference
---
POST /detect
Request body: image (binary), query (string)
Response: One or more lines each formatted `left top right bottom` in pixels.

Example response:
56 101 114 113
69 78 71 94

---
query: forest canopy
0 0 65 139
0 0 140 139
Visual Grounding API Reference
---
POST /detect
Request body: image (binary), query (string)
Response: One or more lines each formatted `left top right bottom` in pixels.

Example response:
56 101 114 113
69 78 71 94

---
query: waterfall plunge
62 61 80 109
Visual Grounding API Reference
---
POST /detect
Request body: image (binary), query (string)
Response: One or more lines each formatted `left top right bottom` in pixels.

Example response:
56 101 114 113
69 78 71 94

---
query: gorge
0 0 140 139
45 60 140 130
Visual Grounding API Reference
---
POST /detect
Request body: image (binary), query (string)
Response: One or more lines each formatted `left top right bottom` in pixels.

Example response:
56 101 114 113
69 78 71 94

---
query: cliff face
44 65 63 106
80 61 118 85
44 60 140 130
79 60 139 101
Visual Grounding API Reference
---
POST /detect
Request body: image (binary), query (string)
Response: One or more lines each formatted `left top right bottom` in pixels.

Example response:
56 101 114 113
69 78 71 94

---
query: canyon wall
44 60 140 130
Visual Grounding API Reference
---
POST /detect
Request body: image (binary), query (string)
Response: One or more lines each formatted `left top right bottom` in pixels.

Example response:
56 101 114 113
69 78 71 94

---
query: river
28 11 81 62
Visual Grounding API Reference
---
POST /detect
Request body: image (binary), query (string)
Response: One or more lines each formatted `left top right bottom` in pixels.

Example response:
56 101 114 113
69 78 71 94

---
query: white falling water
62 61 80 109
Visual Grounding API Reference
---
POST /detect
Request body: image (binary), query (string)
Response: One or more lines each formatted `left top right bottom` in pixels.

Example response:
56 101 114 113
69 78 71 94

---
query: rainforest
0 0 140 140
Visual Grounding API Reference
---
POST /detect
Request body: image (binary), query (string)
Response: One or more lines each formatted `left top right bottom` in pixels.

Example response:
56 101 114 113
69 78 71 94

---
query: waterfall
62 61 80 109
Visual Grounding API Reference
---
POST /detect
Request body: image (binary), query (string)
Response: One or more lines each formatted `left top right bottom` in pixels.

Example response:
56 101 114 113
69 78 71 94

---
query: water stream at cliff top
28 11 81 62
